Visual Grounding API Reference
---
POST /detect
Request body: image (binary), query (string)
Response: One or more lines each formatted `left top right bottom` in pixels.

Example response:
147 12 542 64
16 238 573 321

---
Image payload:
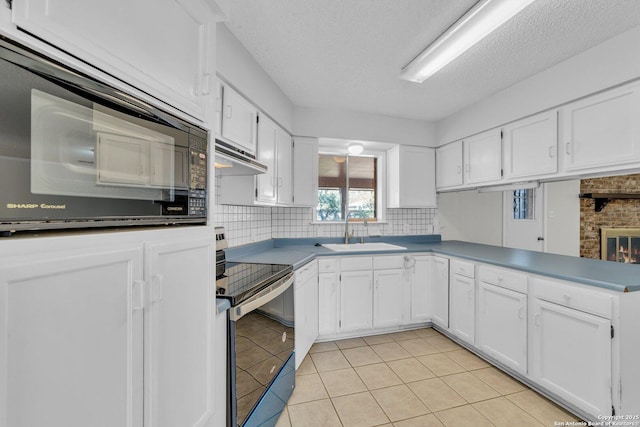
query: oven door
228 272 295 427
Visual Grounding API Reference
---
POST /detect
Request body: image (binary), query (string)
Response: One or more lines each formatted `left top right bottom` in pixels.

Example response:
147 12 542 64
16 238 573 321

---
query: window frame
313 148 387 224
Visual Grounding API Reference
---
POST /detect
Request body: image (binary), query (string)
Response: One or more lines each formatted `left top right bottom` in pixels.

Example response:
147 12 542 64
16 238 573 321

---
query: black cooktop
216 262 293 306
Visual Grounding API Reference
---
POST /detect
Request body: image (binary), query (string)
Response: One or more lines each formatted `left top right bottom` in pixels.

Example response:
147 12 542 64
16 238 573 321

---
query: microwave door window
31 89 176 200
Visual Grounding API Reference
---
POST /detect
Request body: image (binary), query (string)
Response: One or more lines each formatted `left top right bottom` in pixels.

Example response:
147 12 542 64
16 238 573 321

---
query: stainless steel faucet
344 210 368 244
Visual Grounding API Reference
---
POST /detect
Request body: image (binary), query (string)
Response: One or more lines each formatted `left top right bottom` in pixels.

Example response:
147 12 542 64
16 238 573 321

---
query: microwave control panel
188 132 208 216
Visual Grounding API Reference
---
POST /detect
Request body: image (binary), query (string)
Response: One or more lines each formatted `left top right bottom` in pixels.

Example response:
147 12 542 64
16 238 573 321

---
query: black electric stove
216 261 293 306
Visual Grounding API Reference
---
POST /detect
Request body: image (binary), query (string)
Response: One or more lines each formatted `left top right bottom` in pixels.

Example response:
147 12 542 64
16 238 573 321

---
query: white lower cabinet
431 256 450 328
0 234 215 427
449 259 475 345
477 281 527 374
403 255 432 323
530 278 613 418
373 269 403 328
146 238 215 427
318 259 339 336
294 260 319 369
340 270 374 333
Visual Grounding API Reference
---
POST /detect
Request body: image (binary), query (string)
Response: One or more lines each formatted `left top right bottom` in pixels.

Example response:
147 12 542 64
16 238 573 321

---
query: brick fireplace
580 173 640 260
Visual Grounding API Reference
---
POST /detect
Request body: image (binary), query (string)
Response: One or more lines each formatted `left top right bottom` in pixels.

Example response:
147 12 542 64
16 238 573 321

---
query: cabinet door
222 85 257 154
0 247 144 427
449 274 475 344
276 127 293 205
436 141 463 189
146 238 215 427
256 115 277 204
464 129 502 185
318 273 339 336
431 256 449 328
292 137 319 207
477 282 527 374
530 299 612 417
373 269 403 328
562 84 640 172
388 146 436 208
405 255 431 323
340 271 373 332
503 110 558 179
13 0 215 120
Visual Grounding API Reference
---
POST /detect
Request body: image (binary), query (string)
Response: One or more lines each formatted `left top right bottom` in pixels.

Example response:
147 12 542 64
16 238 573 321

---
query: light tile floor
276 328 581 427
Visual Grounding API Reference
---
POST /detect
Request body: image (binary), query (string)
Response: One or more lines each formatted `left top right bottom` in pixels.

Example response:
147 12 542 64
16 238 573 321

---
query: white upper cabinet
387 145 436 208
255 114 292 205
463 128 502 185
561 83 640 173
292 137 319 207
275 125 293 205
436 141 463 190
221 85 258 154
12 0 217 121
503 110 558 180
255 115 278 203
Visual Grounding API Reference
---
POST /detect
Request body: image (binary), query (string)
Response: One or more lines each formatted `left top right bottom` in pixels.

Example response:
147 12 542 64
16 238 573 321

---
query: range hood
214 138 267 175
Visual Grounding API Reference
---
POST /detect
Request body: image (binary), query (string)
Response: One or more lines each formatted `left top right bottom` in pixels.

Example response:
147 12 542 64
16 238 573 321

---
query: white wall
216 24 295 132
294 106 437 147
437 25 640 144
437 190 503 246
545 180 580 257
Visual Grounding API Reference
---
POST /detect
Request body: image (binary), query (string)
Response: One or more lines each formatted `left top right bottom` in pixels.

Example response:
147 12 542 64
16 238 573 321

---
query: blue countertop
224 236 640 293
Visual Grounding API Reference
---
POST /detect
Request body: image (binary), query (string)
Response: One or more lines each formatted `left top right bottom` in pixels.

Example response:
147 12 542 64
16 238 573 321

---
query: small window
317 154 377 222
512 189 535 220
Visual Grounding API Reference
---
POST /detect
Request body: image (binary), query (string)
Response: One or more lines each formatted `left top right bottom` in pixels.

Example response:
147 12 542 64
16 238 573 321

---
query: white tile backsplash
215 202 438 247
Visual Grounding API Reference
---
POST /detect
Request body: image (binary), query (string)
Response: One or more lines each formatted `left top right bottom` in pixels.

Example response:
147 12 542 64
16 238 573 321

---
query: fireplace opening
601 227 640 263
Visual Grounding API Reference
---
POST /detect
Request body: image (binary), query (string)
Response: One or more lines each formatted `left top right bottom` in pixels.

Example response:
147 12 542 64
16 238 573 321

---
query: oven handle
230 272 294 321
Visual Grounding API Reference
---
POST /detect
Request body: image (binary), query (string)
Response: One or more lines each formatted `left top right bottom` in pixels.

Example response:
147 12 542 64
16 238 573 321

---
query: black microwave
0 37 208 235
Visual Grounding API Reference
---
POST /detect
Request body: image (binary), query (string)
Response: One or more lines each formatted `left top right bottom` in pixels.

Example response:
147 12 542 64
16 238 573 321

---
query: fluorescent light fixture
401 0 535 83
477 181 539 193
347 144 364 155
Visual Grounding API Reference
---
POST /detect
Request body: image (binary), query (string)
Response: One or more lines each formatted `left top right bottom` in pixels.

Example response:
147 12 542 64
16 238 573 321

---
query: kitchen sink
321 242 407 252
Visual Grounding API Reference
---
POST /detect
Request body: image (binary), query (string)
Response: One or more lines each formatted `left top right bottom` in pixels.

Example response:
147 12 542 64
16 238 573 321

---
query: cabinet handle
465 164 470 173
534 313 541 327
226 105 233 119
132 280 145 310
563 293 571 302
467 290 473 299
278 177 283 187
518 307 525 319
201 73 212 95
456 165 461 175
548 146 555 158
565 142 571 155
152 274 164 303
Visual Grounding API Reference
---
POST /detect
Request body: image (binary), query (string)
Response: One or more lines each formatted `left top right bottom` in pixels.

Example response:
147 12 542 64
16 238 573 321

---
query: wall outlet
426 224 434 234
367 225 381 236
403 223 411 234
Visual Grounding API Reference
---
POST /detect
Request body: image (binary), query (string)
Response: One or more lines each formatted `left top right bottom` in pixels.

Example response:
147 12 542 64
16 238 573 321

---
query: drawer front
295 260 318 287
451 259 475 278
373 255 404 270
478 265 527 294
531 277 613 319
340 256 373 271
318 258 338 273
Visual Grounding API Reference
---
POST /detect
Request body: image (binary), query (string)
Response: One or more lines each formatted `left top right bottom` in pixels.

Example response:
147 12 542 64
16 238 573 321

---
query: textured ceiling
224 0 640 122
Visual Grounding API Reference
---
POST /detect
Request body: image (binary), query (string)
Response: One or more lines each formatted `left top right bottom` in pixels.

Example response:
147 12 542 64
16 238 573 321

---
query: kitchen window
512 189 535 219
316 153 381 222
